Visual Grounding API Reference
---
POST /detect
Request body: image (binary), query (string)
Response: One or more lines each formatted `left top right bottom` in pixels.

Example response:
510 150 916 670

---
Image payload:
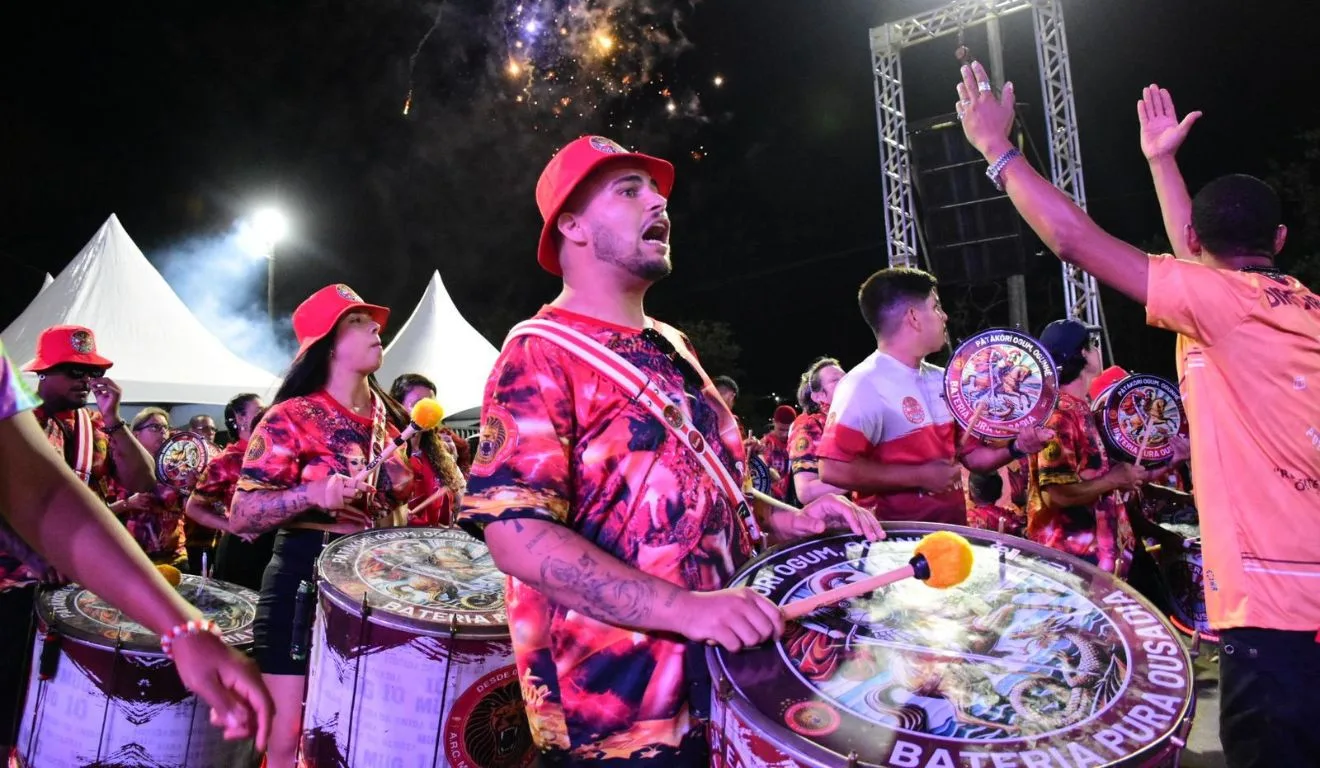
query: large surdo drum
14 575 258 767
708 526 1195 767
300 527 534 768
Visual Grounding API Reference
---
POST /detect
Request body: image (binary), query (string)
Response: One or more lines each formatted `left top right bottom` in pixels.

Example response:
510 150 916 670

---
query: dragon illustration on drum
957 347 1046 422
781 560 1127 741
354 538 506 611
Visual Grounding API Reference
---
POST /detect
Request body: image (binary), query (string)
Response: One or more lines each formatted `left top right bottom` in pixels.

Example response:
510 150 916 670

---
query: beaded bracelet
159 619 222 659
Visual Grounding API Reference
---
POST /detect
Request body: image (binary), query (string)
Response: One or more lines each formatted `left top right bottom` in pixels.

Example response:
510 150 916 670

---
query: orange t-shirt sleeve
1145 255 1254 345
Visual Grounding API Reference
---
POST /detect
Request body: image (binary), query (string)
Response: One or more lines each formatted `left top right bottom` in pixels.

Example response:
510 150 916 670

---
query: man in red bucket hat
459 136 878 765
0 325 155 752
22 325 154 501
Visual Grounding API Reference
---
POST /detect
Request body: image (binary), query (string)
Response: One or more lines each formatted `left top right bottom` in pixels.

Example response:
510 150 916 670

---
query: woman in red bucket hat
228 284 420 767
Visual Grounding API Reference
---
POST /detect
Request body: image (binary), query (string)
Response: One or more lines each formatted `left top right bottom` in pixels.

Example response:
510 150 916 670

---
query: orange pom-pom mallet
781 531 974 620
155 564 183 587
409 398 445 431
352 398 445 484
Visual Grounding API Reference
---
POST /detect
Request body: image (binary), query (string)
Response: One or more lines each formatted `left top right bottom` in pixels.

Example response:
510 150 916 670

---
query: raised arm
1138 84 1202 260
957 62 1151 304
92 377 155 493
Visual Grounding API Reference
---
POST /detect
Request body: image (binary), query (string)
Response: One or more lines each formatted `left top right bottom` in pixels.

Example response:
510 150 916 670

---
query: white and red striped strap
72 409 94 485
506 319 761 542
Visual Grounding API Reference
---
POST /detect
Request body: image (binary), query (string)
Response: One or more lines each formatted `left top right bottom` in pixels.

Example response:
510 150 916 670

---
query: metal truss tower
869 0 1101 327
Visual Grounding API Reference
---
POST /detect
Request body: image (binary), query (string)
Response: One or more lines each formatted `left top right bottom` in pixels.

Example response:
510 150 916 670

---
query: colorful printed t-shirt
0 349 46 592
406 452 449 527
192 440 246 513
1027 391 1135 575
460 306 750 765
968 502 1025 537
237 392 414 528
34 405 116 503
788 411 827 478
1146 256 1320 630
761 430 791 499
115 483 187 560
818 351 965 524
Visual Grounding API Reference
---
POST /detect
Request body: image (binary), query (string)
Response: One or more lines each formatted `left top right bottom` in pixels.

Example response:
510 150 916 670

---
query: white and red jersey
819 350 965 524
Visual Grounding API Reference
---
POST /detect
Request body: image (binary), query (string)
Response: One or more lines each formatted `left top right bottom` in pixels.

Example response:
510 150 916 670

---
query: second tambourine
944 328 1060 441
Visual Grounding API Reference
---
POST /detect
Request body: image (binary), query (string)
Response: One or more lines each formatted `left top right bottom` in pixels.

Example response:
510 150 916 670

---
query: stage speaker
908 114 1031 285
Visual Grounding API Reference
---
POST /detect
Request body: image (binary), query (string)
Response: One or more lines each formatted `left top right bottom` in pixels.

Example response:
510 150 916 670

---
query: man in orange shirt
958 63 1320 766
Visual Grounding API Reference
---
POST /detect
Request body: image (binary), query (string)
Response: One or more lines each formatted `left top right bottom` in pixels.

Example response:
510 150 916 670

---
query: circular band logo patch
944 328 1059 441
441 665 535 768
747 455 772 494
69 330 94 354
589 136 626 154
472 404 516 475
900 396 925 425
784 701 841 737
335 284 363 302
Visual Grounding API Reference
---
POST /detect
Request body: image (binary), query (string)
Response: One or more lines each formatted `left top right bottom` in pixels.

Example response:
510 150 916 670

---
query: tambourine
944 328 1059 441
1091 374 1186 466
155 431 215 490
747 455 772 495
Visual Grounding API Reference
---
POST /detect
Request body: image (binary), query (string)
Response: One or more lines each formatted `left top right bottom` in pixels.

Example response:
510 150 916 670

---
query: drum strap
506 319 760 544
365 393 388 490
44 409 95 486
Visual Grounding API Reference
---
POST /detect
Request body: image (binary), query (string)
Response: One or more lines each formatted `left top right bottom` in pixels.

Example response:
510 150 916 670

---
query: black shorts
214 531 276 592
0 585 38 746
252 529 329 676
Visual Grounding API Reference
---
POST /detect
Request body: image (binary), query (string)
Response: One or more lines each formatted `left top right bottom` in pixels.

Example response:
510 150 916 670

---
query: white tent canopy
2 215 280 405
378 271 498 416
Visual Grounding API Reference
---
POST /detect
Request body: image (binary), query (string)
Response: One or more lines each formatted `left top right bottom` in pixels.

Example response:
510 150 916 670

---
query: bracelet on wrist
159 618 222 659
104 420 127 435
986 147 1023 192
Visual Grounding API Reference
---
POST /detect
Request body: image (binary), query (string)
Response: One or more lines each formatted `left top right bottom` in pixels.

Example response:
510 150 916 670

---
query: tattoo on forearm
235 486 311 532
538 552 658 625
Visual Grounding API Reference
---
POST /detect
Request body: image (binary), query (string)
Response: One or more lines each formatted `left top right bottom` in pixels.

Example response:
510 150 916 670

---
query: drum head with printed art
39 575 257 653
945 329 1059 442
317 527 508 638
1092 375 1187 467
709 526 1194 767
155 431 214 490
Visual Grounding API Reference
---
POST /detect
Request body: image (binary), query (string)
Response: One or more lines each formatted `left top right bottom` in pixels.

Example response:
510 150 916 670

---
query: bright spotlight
252 208 288 246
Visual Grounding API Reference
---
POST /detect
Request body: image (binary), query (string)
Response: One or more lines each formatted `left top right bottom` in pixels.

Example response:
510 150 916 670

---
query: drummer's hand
1104 462 1145 493
39 566 69 585
170 632 272 750
1011 424 1056 456
1168 434 1190 465
781 494 884 542
744 437 763 457
917 461 962 495
89 376 124 423
123 492 154 512
308 474 373 511
679 588 785 652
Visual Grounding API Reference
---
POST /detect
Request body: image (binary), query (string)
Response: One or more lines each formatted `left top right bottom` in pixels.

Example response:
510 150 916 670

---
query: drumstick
351 398 445 484
408 487 446 516
781 531 975 620
747 487 797 514
960 402 989 449
1135 424 1157 465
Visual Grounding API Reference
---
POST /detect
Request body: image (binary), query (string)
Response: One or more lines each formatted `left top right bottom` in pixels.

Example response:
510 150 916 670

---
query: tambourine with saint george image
944 328 1060 442
155 431 216 490
1091 374 1187 466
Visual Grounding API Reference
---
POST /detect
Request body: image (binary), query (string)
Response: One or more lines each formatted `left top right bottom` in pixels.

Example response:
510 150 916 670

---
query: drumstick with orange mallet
351 398 446 484
781 531 975 620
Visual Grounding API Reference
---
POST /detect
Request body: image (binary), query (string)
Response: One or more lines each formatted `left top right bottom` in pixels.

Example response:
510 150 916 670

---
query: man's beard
592 225 672 282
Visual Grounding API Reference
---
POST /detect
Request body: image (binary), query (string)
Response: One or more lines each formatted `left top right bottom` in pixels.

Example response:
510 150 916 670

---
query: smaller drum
15 575 258 767
1154 522 1217 643
1091 375 1187 467
747 455 772 496
300 527 534 768
945 329 1059 442
156 431 216 491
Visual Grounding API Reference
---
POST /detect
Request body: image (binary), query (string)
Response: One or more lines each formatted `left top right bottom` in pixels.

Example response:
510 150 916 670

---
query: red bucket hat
536 136 675 276
773 405 798 425
1089 365 1129 402
292 284 390 359
22 325 114 372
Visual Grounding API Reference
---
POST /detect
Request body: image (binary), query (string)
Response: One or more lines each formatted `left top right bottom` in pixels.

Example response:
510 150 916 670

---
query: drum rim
944 327 1060 441
35 574 258 653
315 527 511 639
710 524 1196 764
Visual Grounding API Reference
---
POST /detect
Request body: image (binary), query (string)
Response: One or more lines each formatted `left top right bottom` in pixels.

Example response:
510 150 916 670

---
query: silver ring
960 99 972 106
977 81 993 93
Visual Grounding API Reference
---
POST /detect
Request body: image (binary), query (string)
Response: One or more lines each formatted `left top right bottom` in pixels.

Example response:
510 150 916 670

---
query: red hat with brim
536 136 675 276
773 405 798 425
292 284 390 360
22 325 114 372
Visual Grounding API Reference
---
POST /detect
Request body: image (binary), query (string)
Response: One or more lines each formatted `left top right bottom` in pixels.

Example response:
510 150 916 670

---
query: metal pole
267 249 275 322
987 15 1029 331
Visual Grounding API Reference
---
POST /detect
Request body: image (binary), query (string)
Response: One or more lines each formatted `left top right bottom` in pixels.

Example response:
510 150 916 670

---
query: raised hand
956 62 1017 159
1138 84 1201 161
89 377 124 424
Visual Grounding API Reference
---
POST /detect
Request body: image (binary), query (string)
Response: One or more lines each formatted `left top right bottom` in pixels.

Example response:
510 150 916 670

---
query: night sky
3 0 1317 423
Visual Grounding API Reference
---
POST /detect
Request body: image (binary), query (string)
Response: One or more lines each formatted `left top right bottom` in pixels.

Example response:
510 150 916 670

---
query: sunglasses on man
50 365 108 380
